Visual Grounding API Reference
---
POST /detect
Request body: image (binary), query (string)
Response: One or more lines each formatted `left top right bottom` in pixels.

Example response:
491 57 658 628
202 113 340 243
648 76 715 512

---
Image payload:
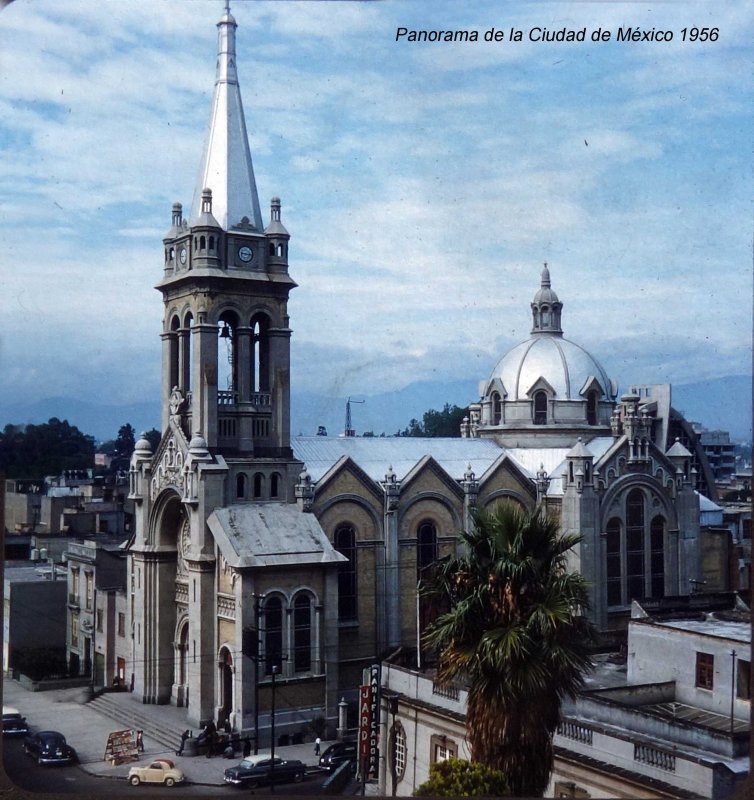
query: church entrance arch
143 490 183 704
218 647 233 728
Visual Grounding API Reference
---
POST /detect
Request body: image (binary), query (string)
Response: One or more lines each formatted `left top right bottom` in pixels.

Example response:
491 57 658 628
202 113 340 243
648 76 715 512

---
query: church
126 4 717 740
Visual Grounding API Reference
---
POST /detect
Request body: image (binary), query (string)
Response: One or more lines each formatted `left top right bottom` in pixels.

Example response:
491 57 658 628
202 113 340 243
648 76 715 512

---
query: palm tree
420 501 596 797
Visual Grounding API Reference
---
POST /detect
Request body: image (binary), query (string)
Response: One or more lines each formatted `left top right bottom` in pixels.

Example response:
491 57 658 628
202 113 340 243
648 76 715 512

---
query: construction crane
344 396 365 437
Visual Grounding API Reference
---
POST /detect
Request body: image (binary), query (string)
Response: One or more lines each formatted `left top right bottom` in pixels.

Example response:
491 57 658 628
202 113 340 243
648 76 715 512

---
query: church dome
490 335 614 400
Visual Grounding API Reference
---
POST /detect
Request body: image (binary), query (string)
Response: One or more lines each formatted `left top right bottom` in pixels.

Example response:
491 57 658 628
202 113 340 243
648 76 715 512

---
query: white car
128 758 184 787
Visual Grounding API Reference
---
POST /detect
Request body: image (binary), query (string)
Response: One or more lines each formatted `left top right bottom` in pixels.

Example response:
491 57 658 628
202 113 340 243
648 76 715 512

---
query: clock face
238 246 253 263
179 248 187 264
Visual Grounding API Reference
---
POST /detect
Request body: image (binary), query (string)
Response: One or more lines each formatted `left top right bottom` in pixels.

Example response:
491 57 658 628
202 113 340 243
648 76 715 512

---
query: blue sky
0 0 751 414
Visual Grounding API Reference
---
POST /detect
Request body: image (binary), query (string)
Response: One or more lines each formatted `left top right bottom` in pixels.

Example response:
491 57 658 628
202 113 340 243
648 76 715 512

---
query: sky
0 0 751 421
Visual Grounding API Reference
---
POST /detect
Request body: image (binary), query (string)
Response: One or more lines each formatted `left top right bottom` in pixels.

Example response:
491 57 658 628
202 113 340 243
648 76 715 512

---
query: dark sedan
318 741 357 772
223 754 306 788
23 731 77 765
3 706 28 737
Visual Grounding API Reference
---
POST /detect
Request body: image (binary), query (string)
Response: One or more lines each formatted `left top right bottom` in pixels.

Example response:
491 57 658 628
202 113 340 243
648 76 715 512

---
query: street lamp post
270 665 279 792
252 593 266 755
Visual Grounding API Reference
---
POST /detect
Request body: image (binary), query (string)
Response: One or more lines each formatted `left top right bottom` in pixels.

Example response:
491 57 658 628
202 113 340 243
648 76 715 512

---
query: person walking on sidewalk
136 730 144 753
314 737 321 756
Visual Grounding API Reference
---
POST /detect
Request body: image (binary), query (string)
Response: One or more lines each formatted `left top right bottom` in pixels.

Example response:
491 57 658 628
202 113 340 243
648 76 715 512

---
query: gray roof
208 503 346 569
506 437 614 496
292 436 504 483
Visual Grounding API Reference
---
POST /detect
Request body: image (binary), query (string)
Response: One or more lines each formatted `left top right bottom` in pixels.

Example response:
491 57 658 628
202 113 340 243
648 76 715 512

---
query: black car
3 706 28 737
223 754 306 788
318 741 357 772
23 731 77 765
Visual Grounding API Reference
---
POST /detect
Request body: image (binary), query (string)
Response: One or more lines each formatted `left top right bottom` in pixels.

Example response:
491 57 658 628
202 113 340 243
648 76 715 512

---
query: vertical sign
368 663 381 776
358 683 372 772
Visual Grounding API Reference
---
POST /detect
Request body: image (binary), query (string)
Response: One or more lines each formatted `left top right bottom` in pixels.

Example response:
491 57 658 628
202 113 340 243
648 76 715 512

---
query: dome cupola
531 263 563 334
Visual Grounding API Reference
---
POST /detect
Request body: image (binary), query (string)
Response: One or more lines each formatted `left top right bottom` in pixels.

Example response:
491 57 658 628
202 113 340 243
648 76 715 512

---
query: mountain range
0 375 750 445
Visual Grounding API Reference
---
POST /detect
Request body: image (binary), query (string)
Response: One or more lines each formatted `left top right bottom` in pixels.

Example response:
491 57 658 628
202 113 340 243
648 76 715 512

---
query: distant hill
0 375 749 445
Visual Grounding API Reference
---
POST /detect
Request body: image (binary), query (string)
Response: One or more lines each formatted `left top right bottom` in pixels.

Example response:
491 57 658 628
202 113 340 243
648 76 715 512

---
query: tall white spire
190 2 263 231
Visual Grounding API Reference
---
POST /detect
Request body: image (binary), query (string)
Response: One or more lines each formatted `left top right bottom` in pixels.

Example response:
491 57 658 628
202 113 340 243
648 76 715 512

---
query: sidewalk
2 676 336 788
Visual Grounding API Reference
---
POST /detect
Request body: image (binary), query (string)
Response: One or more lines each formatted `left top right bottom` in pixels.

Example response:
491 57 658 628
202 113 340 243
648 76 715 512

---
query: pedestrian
314 736 321 756
136 730 144 753
176 729 190 756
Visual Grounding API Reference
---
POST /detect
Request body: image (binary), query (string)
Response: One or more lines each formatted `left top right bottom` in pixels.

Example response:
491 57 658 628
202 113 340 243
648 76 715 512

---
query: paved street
2 677 374 795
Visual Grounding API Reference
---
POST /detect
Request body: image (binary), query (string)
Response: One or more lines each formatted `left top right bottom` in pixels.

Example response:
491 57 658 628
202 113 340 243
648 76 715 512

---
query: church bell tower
158 2 295 458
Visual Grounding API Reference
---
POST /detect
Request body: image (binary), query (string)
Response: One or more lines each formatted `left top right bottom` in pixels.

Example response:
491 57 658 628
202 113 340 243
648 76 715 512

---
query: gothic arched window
264 597 283 675
270 472 280 499
606 518 621 607
650 515 665 598
334 525 357 621
417 520 438 579
293 594 312 673
236 473 247 499
626 489 645 602
533 391 548 425
253 472 264 499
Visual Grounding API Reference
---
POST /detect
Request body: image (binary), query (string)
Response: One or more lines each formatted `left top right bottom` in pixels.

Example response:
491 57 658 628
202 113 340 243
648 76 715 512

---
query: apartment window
71 568 80 598
117 612 126 638
696 652 714 690
555 782 591 799
430 734 457 764
71 612 79 648
737 659 751 700
85 573 93 610
96 610 103 633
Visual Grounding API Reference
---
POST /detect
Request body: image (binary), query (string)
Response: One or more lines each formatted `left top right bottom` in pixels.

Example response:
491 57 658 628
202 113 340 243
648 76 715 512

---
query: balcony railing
432 682 460 701
634 743 676 772
557 720 594 746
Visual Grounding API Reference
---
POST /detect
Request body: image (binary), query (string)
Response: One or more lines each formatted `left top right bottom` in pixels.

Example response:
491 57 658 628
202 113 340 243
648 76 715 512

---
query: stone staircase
86 691 186 753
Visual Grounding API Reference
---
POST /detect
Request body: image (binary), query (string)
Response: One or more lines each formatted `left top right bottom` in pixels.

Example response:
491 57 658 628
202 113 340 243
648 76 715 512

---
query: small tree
414 758 508 797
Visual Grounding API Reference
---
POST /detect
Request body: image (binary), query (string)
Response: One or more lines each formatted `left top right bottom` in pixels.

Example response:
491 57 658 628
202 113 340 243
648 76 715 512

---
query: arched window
264 597 283 675
541 306 550 326
650 516 665 598
417 520 437 579
391 722 407 782
236 473 247 500
180 312 193 396
491 392 502 425
334 525 357 621
253 472 264 499
250 315 270 394
533 391 548 425
586 391 598 426
209 235 215 251
293 594 312 673
270 472 280 499
626 489 645 602
199 235 206 250
269 243 275 256
606 518 621 607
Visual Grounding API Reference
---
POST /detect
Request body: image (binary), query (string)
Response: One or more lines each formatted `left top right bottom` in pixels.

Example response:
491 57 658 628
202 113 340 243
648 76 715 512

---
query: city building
3 563 67 678
376 601 750 799
125 3 725 744
64 537 128 685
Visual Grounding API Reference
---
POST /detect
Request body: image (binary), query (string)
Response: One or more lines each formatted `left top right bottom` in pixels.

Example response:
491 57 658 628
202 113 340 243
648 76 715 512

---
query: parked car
128 758 184 787
3 706 28 737
318 740 357 772
23 731 77 765
223 754 306 788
